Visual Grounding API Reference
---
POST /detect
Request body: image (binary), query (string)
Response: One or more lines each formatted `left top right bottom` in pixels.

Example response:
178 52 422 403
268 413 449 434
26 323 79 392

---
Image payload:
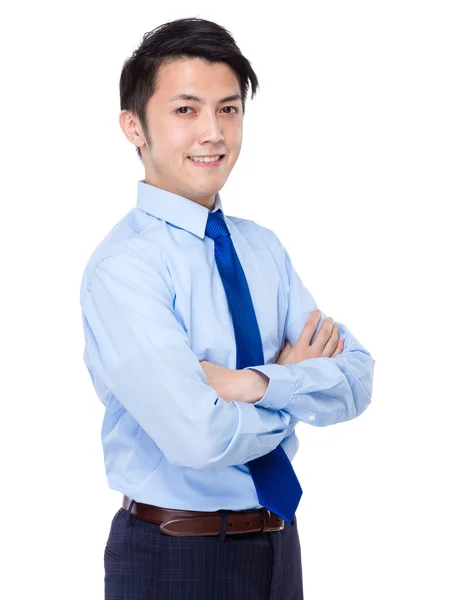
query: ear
118 109 147 151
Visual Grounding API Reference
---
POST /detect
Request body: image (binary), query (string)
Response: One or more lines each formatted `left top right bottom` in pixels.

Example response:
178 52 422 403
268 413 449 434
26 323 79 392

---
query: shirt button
308 415 316 421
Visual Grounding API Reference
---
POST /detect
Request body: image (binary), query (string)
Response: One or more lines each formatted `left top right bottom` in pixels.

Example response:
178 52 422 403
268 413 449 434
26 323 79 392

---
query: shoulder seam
87 249 174 298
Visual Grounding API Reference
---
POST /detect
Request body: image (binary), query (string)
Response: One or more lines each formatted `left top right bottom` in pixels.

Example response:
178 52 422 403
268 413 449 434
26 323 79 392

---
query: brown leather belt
123 495 285 537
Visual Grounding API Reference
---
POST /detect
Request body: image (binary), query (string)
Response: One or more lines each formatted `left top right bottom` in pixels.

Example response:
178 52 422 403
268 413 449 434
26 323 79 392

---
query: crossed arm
200 237 375 426
200 308 347 405
82 247 374 470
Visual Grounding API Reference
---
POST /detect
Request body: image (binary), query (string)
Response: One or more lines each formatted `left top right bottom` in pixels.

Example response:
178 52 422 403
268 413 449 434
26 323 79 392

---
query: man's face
137 58 243 210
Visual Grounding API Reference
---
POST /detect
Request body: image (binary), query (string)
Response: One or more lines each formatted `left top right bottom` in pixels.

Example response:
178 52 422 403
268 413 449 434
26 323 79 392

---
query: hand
200 360 268 404
276 309 344 365
199 361 240 402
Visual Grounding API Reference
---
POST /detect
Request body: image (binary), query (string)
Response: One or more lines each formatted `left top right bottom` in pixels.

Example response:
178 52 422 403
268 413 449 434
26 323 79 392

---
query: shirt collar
136 179 224 240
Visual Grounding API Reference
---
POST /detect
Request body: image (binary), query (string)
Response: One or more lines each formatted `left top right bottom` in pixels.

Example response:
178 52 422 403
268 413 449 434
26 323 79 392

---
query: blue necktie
205 209 302 525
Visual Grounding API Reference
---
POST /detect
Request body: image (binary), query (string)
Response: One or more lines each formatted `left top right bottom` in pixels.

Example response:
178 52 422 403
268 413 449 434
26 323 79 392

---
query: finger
276 340 292 364
331 338 344 357
321 323 339 357
311 315 335 352
296 309 323 346
281 340 291 356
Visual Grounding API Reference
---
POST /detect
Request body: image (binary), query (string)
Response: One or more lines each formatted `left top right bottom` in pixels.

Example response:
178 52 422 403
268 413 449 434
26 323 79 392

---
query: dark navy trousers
104 502 304 599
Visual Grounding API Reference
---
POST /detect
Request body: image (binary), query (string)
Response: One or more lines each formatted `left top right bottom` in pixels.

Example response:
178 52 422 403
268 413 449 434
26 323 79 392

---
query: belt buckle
262 509 285 533
262 507 285 533
274 519 285 532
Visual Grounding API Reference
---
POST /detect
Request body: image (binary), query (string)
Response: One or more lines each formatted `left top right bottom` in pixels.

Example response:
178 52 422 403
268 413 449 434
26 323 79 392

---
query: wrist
241 369 270 403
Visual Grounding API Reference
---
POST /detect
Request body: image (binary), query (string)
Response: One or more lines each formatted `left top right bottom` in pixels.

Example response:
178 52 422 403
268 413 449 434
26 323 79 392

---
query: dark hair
119 17 259 162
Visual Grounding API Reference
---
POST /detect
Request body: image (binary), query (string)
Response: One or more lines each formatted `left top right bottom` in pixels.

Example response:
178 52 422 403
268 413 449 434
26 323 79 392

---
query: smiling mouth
187 155 226 165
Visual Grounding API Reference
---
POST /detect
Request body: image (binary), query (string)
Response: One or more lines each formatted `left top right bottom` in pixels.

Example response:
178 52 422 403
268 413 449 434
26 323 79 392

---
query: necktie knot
205 210 231 240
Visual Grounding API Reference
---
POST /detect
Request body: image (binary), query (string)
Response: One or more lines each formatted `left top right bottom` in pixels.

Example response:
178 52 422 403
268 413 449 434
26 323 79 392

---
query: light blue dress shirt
79 179 375 511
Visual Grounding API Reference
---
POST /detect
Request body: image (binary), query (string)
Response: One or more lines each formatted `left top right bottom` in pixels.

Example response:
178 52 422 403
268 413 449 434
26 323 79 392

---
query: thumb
278 340 292 363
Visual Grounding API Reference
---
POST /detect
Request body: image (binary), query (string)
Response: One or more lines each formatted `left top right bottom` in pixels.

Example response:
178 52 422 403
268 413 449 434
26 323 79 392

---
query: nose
197 111 225 145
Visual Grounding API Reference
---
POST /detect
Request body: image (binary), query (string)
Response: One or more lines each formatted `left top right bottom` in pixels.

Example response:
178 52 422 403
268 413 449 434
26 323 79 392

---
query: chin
185 178 225 194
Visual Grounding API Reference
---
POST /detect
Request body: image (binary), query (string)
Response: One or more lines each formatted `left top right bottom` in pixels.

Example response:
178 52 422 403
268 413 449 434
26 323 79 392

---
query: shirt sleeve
81 251 298 470
245 244 376 426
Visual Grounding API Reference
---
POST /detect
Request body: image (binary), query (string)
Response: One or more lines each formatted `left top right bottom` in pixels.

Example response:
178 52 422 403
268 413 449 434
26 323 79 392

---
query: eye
176 106 239 115
176 106 194 115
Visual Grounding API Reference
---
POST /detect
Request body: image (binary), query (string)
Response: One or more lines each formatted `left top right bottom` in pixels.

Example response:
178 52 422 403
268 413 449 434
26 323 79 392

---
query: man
79 16 375 600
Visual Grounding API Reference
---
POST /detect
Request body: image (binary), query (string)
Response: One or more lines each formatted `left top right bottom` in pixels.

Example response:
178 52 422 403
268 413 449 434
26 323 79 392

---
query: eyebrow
169 93 242 104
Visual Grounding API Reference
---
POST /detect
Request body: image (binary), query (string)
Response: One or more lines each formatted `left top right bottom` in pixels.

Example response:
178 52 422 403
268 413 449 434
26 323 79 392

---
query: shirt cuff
245 364 295 410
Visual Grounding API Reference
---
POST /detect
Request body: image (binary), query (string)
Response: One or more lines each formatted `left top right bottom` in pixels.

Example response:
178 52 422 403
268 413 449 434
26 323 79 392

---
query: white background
1 1 452 598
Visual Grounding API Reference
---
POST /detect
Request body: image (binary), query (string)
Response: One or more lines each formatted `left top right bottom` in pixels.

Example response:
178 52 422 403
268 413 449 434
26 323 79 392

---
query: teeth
189 155 221 163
